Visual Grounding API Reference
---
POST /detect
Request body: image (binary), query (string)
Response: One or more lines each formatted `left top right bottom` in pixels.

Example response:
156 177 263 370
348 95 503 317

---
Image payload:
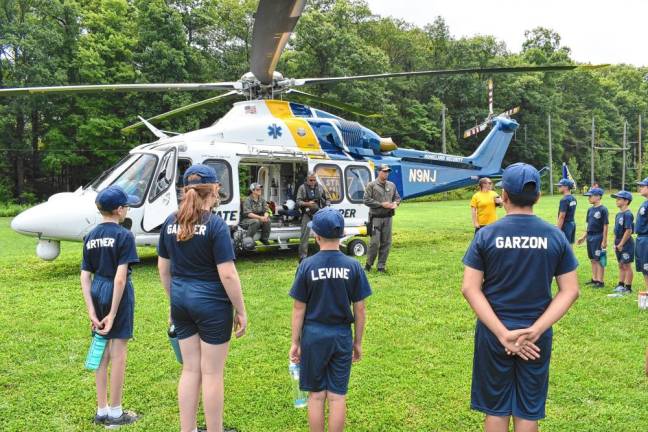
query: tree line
1 0 647 203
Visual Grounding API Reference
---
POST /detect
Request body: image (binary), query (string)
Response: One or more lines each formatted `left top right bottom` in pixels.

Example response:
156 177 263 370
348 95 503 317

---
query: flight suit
296 183 331 259
363 179 401 270
240 195 271 242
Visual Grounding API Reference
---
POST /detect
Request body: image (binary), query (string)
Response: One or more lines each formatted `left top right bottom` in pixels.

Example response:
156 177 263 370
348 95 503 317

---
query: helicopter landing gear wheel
346 239 367 257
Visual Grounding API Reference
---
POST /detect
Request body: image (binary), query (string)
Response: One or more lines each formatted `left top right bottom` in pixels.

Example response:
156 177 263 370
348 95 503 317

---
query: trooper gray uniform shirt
363 179 401 270
240 195 270 242
296 182 331 259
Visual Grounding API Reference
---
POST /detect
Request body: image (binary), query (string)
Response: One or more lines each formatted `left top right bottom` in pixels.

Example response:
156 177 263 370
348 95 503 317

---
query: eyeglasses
308 179 316 182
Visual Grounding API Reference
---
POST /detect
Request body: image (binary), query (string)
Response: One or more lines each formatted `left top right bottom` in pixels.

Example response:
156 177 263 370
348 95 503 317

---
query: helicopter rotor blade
296 64 607 86
463 121 489 139
0 82 238 97
488 78 494 116
250 0 306 85
121 90 240 134
286 89 381 118
499 106 521 118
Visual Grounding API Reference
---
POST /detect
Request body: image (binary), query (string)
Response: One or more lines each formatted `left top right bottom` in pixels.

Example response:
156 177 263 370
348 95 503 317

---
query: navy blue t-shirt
635 200 648 236
81 222 139 278
586 205 609 234
462 214 578 326
558 194 577 223
289 250 372 325
614 209 634 240
157 211 235 282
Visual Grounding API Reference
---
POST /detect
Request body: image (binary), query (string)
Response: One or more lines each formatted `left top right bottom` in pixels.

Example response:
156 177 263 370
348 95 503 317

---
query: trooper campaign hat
96 185 139 212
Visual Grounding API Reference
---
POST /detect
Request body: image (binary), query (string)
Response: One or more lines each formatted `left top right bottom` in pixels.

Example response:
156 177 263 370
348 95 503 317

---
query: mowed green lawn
1 195 648 432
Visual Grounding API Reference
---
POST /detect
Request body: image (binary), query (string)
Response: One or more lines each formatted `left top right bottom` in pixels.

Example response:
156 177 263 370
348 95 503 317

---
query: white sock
97 406 109 416
109 405 123 418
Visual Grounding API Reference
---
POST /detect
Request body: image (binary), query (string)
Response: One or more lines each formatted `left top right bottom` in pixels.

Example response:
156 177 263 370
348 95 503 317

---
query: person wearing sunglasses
471 177 502 233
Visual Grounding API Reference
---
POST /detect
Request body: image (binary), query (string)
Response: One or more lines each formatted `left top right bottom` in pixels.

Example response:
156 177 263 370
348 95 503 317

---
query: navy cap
501 162 540 196
307 208 345 239
183 164 218 186
611 190 633 202
637 177 648 186
584 187 604 196
96 185 139 211
555 178 575 188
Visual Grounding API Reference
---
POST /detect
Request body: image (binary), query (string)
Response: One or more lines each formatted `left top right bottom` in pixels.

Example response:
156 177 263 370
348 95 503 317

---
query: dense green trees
1 0 646 202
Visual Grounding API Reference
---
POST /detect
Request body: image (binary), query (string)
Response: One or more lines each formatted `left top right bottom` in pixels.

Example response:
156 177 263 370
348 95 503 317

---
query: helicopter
3 0 593 261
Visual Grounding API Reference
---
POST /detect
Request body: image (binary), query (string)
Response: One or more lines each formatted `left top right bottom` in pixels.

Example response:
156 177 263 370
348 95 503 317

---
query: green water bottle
84 332 107 371
168 324 183 364
599 248 607 268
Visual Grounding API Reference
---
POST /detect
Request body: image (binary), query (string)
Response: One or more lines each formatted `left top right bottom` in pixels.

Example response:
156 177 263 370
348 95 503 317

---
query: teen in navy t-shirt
611 191 634 294
577 188 609 288
556 179 577 244
80 185 140 426
157 164 247 432
462 163 579 430
289 208 372 432
635 179 648 291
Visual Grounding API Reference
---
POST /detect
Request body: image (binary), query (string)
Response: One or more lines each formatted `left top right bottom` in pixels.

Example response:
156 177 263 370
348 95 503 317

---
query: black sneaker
593 282 605 289
105 410 140 427
585 279 597 285
93 414 107 425
377 268 386 274
364 264 371 272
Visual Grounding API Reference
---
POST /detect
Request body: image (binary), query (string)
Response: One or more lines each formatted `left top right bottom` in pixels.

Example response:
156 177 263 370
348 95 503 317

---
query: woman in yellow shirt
470 178 502 233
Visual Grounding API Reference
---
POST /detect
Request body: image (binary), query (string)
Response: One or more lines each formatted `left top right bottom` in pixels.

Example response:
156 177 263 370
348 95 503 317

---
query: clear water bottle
289 361 308 408
168 324 183 364
84 332 108 371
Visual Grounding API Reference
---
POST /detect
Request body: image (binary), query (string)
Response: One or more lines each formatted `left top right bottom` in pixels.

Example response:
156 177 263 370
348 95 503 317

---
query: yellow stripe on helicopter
265 100 322 152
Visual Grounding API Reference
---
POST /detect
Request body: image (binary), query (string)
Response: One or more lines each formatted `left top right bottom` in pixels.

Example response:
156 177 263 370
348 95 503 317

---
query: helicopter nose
11 206 45 236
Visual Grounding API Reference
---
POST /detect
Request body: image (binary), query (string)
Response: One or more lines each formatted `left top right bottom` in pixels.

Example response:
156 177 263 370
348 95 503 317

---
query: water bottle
84 332 108 371
168 324 183 364
289 361 308 408
599 249 607 268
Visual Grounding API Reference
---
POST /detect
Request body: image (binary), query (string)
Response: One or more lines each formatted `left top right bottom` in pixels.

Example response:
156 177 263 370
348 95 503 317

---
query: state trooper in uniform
240 182 271 245
296 172 331 261
363 164 401 273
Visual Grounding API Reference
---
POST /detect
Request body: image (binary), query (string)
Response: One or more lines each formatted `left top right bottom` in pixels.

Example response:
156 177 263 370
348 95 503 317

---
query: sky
365 0 647 67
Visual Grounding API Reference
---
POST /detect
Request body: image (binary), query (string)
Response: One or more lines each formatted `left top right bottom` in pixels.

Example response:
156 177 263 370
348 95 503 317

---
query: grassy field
1 195 648 431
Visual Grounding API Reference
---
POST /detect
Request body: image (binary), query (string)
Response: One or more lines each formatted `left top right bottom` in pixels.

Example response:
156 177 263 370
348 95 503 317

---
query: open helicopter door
143 146 178 232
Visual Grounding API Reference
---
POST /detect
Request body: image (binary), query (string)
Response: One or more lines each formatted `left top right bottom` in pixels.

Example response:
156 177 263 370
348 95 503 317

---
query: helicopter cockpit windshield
89 154 157 206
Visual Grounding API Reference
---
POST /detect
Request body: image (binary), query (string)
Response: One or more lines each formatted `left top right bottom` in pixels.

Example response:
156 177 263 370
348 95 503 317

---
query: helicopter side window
345 165 371 203
110 154 158 207
203 159 233 204
150 149 177 201
313 164 343 204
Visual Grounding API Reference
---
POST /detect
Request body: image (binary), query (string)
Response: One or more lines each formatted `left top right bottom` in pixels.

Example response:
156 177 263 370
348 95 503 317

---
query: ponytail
176 183 217 241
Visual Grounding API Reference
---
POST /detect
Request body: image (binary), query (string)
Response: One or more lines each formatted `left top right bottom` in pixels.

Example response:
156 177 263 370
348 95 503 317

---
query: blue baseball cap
96 185 139 211
183 164 218 186
584 187 604 196
555 178 575 188
501 162 540 196
637 177 648 186
611 190 633 202
307 208 345 239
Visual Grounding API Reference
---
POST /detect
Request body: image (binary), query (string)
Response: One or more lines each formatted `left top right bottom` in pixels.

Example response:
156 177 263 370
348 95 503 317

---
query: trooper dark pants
367 216 393 270
240 218 271 242
299 213 313 259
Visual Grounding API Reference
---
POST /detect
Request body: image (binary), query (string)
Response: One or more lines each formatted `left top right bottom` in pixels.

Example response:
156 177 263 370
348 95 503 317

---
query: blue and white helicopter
3 0 589 260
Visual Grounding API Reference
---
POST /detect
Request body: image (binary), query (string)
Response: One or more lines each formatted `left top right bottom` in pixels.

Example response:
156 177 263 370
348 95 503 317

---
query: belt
587 231 603 235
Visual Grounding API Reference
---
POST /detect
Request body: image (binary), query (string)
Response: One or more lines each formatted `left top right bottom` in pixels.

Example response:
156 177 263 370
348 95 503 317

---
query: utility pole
442 105 446 153
548 114 553 195
591 116 595 186
640 115 643 182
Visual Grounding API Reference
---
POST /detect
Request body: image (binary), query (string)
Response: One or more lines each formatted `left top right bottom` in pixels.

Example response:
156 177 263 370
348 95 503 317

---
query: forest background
1 0 647 204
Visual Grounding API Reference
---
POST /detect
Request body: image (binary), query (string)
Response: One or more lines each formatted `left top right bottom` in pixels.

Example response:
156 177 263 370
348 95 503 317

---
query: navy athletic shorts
171 277 233 345
471 320 553 420
91 275 134 339
636 237 648 274
586 233 604 261
614 238 634 264
300 322 353 395
561 221 576 244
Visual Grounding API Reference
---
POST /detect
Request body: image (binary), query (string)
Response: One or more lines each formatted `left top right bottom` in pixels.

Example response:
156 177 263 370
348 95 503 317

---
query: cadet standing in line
80 185 141 426
635 178 648 289
611 191 634 295
576 187 609 288
555 178 577 245
240 182 271 246
157 165 247 432
296 172 331 262
289 208 372 432
462 163 579 432
363 164 401 273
